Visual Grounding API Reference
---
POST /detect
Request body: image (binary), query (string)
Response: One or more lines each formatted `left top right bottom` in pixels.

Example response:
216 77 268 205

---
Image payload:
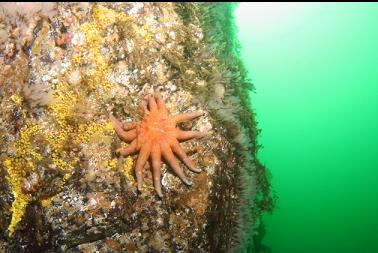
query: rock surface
0 3 274 252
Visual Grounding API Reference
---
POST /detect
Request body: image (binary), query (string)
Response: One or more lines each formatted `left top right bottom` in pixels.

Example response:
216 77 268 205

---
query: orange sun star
110 93 208 197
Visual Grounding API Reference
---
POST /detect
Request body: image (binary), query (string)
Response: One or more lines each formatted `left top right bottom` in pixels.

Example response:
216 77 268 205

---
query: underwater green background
235 3 378 253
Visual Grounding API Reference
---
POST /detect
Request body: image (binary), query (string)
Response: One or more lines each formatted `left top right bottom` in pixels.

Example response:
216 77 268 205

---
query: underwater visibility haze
4 2 377 253
236 3 378 253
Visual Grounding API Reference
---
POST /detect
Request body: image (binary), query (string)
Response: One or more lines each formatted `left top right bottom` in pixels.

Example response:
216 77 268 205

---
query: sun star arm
172 111 204 123
116 139 138 156
155 93 168 116
109 113 123 129
160 141 192 186
176 130 209 141
119 129 137 142
169 138 201 173
147 94 158 112
122 122 138 131
150 145 163 197
135 142 151 191
140 100 149 115
110 113 138 142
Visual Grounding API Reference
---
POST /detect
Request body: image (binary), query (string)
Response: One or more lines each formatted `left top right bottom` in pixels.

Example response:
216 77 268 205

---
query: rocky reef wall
0 3 274 252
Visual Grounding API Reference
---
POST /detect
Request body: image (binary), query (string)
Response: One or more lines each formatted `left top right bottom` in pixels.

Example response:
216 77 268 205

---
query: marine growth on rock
0 3 274 253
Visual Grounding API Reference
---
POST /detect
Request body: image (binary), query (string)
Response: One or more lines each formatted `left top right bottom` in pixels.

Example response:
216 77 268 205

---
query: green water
235 3 378 253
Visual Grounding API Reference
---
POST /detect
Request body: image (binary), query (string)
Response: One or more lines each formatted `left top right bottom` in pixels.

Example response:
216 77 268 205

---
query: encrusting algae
0 3 274 252
75 6 131 91
3 125 41 236
2 5 143 237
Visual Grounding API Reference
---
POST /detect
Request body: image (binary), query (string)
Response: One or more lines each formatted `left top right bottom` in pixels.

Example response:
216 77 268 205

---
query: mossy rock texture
0 3 274 252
